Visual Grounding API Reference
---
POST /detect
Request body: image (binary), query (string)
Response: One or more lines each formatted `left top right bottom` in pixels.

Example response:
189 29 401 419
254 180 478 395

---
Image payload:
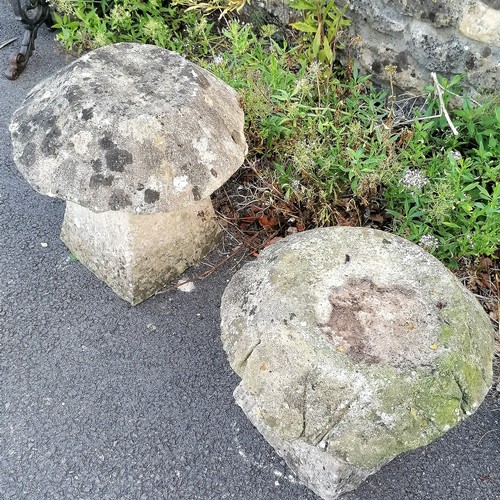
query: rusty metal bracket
5 0 52 80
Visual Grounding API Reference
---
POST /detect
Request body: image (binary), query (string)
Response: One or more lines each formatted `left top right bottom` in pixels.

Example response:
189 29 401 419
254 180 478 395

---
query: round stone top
222 227 495 372
9 43 247 213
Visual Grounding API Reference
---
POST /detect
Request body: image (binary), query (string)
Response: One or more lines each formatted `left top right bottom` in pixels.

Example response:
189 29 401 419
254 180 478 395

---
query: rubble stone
220 227 494 499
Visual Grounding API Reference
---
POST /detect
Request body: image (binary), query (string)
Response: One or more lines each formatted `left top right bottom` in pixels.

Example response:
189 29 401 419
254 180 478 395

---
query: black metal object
5 0 53 80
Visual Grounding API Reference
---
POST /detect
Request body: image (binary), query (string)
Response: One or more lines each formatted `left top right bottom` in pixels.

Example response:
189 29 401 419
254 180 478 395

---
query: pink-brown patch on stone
320 279 439 369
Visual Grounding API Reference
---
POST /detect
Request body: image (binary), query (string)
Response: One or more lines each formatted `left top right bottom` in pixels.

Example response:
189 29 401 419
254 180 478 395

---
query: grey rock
220 227 494 500
406 22 469 73
347 0 406 34
459 2 500 46
9 43 247 304
252 0 300 24
388 0 465 28
251 1 500 94
10 42 247 214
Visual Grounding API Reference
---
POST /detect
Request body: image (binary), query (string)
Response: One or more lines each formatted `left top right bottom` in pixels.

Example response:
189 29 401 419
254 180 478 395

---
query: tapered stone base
60 200 221 305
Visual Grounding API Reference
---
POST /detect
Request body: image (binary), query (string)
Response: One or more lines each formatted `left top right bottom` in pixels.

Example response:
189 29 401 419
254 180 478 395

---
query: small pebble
177 280 195 293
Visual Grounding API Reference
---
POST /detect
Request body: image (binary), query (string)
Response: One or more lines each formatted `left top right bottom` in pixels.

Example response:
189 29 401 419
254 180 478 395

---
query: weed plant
50 0 217 57
49 0 499 268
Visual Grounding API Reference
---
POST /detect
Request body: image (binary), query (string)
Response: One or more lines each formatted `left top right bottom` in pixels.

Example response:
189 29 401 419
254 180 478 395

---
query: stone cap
10 43 247 213
221 227 495 376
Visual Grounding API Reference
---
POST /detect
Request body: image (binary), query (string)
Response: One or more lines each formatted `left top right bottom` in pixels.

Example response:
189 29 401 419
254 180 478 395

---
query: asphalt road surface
1 3 499 499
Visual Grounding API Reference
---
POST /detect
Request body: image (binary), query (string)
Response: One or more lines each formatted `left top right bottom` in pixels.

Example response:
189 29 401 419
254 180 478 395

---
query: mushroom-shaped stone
10 43 247 305
220 227 494 500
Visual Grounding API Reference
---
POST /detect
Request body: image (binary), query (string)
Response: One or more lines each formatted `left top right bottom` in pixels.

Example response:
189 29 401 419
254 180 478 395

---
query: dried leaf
479 475 494 482
257 215 278 228
369 213 384 223
478 257 493 270
478 272 491 289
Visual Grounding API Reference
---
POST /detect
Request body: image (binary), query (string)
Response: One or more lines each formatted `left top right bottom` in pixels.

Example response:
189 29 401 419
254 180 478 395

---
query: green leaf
477 185 492 200
312 28 321 58
407 207 425 219
463 182 480 192
442 221 461 229
290 21 317 33
51 11 63 26
449 74 463 87
271 90 291 101
289 0 315 10
323 38 333 62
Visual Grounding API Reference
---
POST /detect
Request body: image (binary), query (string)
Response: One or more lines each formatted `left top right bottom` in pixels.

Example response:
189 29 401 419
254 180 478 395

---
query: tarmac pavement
1 2 499 498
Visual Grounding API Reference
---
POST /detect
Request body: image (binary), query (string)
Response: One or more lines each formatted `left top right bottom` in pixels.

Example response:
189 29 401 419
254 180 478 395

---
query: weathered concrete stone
250 1 500 95
220 227 494 499
250 0 300 24
61 199 221 305
10 43 247 304
460 2 500 46
10 43 247 213
349 0 500 94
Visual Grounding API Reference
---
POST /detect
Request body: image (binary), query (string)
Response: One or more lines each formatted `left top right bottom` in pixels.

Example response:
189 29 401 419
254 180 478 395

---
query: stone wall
252 1 500 95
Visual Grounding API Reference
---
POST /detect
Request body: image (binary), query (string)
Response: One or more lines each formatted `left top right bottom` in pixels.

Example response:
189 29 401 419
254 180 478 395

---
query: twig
470 292 494 301
383 74 480 130
0 38 17 50
154 243 247 295
217 219 242 246
477 428 499 445
215 210 257 240
442 86 481 107
231 248 249 271
431 72 459 136
380 111 443 130
198 244 246 279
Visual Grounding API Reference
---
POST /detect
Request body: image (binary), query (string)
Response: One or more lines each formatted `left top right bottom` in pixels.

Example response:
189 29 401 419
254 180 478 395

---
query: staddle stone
10 43 247 304
220 227 494 500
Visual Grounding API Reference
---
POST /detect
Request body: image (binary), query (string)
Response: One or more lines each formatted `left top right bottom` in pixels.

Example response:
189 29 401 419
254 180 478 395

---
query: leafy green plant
384 94 500 265
290 0 349 62
173 0 251 17
51 0 215 56
289 0 350 93
49 0 499 268
204 17 499 262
